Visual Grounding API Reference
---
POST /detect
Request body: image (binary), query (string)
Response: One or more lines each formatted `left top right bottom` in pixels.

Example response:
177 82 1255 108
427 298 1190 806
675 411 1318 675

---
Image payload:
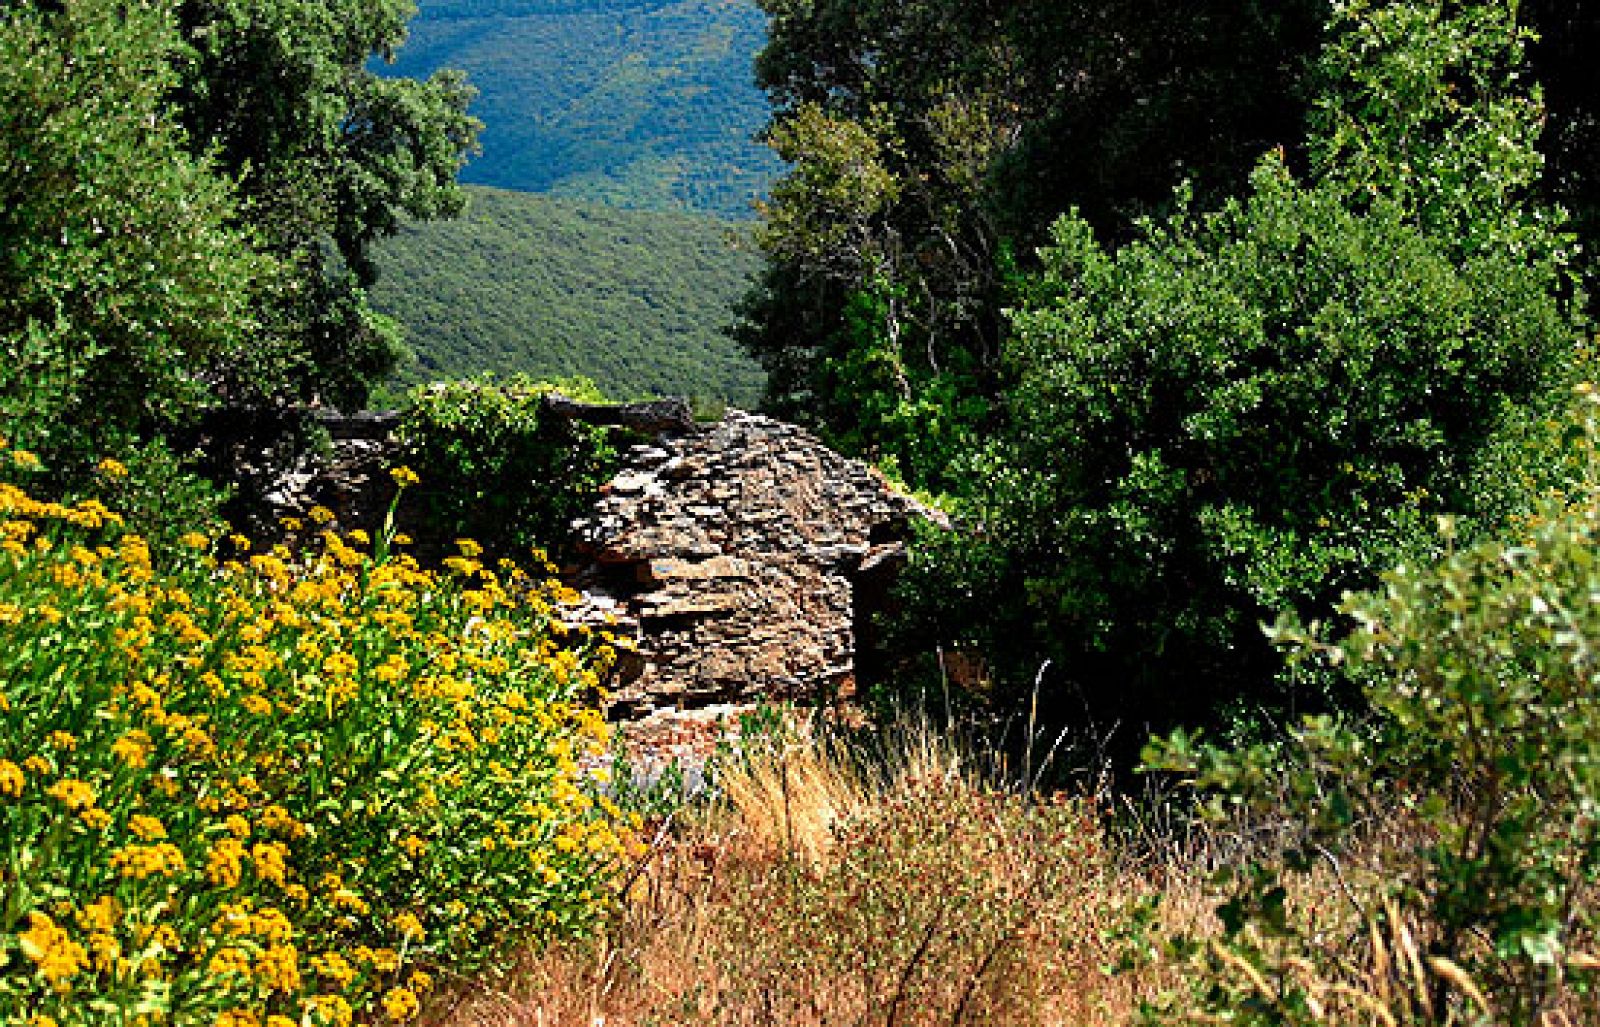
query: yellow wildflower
128 814 167 841
255 942 301 993
110 729 154 768
383 987 421 1021
304 995 353 1027
46 778 95 811
96 457 130 479
373 655 409 683
111 843 186 880
86 930 119 971
252 841 289 886
206 838 247 887
79 896 120 932
0 759 24 796
390 465 420 488
261 804 306 838
392 911 424 941
209 947 253 977
310 951 357 989
18 911 87 991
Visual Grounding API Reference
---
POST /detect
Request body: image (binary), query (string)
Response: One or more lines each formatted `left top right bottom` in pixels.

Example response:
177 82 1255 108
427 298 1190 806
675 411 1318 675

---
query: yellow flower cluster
0 449 637 1024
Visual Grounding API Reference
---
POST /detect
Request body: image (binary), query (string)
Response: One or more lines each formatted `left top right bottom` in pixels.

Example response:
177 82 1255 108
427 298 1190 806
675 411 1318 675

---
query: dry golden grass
424 716 1195 1026
422 717 1600 1027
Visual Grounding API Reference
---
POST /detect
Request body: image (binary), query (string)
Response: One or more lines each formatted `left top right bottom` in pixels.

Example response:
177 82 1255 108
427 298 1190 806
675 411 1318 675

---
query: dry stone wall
569 410 936 720
246 405 936 738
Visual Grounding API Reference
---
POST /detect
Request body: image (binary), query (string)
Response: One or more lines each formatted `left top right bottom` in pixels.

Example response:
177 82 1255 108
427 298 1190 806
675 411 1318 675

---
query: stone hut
567 410 936 724
244 402 937 742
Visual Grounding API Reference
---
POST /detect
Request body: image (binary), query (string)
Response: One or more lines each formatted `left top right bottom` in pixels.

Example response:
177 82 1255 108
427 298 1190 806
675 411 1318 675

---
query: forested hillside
370 186 764 403
383 0 777 217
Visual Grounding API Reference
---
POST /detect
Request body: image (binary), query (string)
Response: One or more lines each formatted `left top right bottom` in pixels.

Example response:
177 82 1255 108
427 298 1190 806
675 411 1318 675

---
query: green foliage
381 0 778 219
1309 0 1552 256
80 441 233 559
743 0 1600 494
175 0 481 411
369 186 764 405
0 0 270 478
397 376 622 557
1143 391 1600 1024
2 0 479 540
894 0 1587 742
741 0 1329 486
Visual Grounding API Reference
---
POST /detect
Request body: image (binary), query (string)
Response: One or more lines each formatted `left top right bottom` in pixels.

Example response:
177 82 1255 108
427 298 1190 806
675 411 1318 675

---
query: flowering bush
0 444 639 1024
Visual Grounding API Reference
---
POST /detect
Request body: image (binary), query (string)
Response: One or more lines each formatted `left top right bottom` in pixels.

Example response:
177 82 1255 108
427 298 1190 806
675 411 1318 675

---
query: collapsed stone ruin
565 410 934 728
254 404 938 748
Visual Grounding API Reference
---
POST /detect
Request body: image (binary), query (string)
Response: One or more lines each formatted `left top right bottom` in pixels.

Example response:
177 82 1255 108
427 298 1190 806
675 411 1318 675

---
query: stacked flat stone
569 410 934 720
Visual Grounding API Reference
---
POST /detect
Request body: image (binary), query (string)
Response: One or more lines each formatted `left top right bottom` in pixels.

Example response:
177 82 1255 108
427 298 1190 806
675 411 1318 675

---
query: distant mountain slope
370 186 765 404
384 0 778 218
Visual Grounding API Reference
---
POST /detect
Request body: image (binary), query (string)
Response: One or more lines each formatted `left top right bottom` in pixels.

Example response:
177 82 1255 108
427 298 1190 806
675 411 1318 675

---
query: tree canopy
0 0 478 510
742 0 1599 494
740 0 1329 487
0 0 268 464
864 0 1593 743
173 0 480 410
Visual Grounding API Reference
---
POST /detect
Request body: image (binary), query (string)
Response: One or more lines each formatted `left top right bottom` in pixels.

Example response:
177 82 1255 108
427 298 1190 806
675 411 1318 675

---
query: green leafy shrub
0 446 637 1024
396 376 623 558
893 0 1589 743
1143 386 1600 1024
0 0 270 482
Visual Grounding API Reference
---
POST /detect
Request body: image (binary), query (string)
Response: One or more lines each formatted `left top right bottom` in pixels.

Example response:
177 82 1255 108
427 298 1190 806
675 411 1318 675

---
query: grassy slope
370 185 765 404
385 0 779 219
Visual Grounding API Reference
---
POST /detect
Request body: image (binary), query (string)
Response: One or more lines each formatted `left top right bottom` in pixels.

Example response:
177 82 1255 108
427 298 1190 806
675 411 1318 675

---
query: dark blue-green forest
384 0 778 218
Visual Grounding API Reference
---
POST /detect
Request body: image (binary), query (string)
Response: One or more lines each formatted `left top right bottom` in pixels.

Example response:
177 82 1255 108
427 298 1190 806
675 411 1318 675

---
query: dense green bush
396 377 622 558
0 0 268 487
2 0 480 540
173 0 479 413
1145 388 1600 1024
892 0 1589 743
